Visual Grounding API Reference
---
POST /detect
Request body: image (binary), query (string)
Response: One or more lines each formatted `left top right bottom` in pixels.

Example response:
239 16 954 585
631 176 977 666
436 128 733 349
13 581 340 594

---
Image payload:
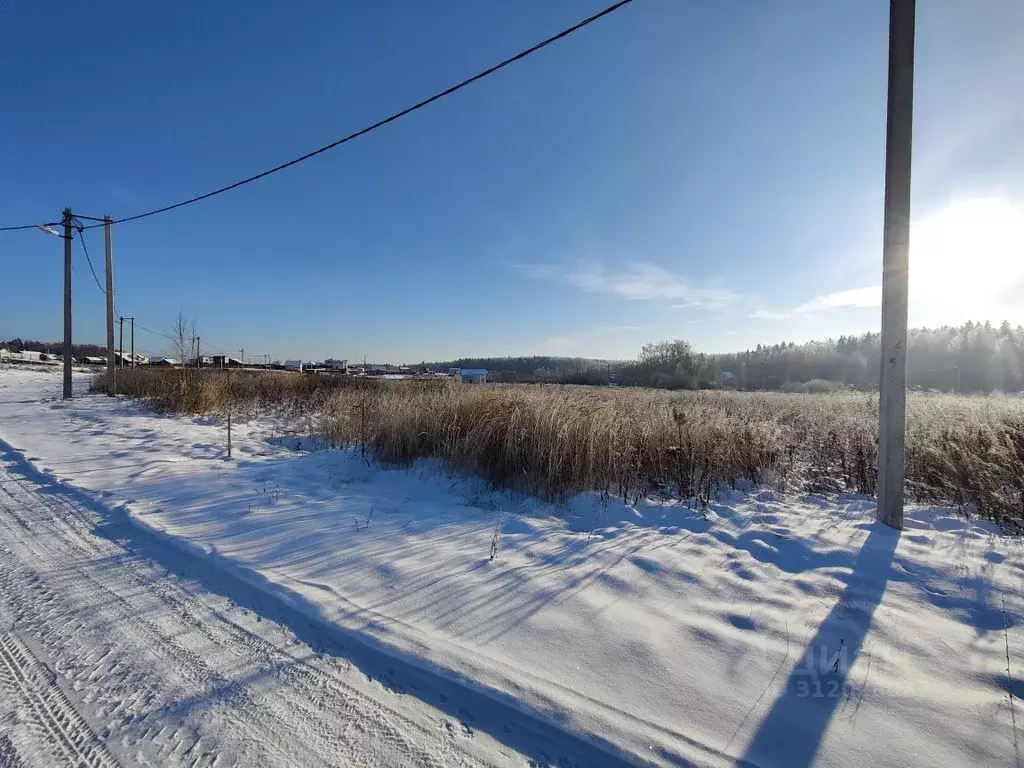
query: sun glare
910 198 1024 317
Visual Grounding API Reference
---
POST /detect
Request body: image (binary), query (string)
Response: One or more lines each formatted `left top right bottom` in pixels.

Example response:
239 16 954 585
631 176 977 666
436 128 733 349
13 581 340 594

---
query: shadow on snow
0 437 641 768
738 523 899 768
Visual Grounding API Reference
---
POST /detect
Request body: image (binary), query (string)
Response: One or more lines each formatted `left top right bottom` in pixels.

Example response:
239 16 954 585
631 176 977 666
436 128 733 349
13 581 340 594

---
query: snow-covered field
0 365 1021 767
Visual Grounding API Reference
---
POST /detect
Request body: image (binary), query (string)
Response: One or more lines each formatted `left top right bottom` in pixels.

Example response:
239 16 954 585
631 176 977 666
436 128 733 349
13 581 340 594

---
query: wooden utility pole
104 216 115 392
119 317 124 367
876 0 916 530
130 318 135 367
196 336 201 369
62 208 73 399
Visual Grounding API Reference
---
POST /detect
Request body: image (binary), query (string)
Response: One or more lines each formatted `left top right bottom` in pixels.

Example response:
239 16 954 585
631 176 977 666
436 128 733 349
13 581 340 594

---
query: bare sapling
489 516 501 562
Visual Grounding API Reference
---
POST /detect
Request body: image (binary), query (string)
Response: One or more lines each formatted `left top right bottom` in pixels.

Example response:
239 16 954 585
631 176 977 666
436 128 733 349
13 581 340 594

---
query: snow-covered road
0 440 612 767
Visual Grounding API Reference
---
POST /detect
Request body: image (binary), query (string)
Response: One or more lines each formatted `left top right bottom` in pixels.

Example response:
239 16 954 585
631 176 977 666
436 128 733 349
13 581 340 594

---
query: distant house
113 352 148 366
211 355 244 368
458 368 488 384
83 356 106 365
284 360 303 372
149 357 180 367
324 358 348 372
0 349 9 362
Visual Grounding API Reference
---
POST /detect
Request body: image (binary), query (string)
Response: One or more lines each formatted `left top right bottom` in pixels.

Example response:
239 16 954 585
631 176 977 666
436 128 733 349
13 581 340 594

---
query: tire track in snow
0 631 119 768
0 490 216 767
0 455 501 767
0 479 462 767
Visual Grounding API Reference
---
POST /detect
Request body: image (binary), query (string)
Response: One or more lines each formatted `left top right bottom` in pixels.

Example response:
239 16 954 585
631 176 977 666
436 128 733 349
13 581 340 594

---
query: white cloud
565 263 684 300
794 285 881 313
749 309 793 320
516 261 739 310
751 285 881 320
668 291 738 311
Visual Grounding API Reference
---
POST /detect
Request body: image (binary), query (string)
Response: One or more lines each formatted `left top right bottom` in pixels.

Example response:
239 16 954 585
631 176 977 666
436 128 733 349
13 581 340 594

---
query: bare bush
170 311 198 368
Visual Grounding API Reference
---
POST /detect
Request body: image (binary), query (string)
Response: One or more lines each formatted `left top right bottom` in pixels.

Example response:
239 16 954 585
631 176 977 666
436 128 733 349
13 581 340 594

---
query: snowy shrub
805 378 841 394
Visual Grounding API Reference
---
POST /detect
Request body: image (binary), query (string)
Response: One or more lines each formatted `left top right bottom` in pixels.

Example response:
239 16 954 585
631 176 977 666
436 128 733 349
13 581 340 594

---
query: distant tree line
715 321 1024 393
427 347 719 388
430 321 1024 394
1 338 107 359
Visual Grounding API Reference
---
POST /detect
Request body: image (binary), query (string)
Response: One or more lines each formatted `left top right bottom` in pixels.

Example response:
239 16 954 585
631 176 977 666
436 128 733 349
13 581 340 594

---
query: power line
129 321 175 343
70 225 193 346
127 317 233 355
0 0 634 233
0 221 61 233
74 223 106 297
66 252 235 352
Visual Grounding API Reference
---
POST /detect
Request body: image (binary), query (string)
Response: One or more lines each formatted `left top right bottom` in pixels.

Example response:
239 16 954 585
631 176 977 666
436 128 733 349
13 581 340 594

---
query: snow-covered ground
0 366 1021 767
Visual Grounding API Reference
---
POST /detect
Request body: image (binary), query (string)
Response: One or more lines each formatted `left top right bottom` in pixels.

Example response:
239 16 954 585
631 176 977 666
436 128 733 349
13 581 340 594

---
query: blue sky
2 1 1023 363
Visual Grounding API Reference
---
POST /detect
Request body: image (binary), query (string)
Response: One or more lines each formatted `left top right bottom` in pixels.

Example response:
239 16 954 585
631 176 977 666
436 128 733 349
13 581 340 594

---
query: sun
909 197 1024 322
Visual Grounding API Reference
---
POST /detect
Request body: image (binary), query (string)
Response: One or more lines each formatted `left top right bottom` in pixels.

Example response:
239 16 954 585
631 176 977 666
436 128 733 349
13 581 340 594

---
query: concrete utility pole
104 216 115 391
62 208 73 399
118 318 133 367
119 317 125 368
876 0 916 530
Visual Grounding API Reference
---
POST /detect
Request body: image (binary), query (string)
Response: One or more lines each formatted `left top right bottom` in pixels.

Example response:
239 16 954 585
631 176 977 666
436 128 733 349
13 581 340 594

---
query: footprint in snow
442 715 473 738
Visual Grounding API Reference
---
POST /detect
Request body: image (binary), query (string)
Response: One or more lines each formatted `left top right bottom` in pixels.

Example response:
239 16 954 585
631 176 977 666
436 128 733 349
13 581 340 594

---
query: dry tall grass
97 368 1024 529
